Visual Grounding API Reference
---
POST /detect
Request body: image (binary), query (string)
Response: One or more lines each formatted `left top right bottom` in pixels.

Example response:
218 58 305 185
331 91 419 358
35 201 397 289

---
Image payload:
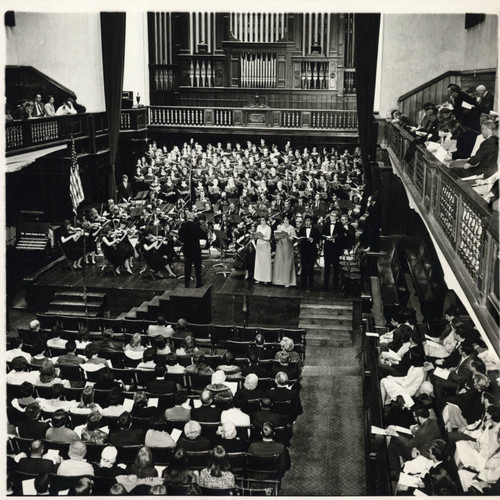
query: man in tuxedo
252 396 287 430
191 390 222 423
321 211 343 290
17 440 55 474
459 121 499 178
116 174 133 202
17 402 51 440
476 85 494 115
297 215 320 289
178 212 206 288
108 412 145 446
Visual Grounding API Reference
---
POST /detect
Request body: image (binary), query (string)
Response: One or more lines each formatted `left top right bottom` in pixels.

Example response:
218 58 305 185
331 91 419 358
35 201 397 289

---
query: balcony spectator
476 85 494 116
44 95 56 116
32 93 47 118
56 98 77 116
12 100 32 120
447 83 478 129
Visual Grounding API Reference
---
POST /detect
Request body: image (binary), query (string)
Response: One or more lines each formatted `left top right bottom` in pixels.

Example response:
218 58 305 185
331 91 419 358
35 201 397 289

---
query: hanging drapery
354 13 380 196
100 12 126 201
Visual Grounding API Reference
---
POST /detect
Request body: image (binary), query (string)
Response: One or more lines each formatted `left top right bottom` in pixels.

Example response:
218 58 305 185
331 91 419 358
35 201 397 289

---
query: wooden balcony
383 122 499 354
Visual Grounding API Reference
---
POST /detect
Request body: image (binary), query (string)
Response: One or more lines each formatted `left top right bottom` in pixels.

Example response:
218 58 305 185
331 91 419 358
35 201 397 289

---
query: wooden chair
199 486 235 495
185 450 211 471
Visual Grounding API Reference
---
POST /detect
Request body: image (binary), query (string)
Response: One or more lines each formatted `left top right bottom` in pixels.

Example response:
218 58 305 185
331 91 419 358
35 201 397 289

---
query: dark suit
17 457 55 474
467 135 498 177
17 420 51 440
177 435 212 452
387 417 441 473
267 387 303 421
178 219 206 287
117 182 133 202
321 220 343 289
451 91 477 128
434 353 475 397
252 409 287 429
32 100 47 118
247 440 291 474
145 379 177 395
297 225 321 289
477 91 494 115
108 428 145 446
190 405 222 423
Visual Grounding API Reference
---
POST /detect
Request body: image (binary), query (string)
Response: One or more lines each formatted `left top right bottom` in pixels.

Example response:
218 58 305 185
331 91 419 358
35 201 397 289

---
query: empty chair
257 327 281 343
63 386 84 401
235 477 280 495
116 445 143 464
111 367 136 388
188 323 211 340
58 316 81 331
99 349 124 368
101 318 123 333
227 340 253 357
135 370 156 388
211 325 235 352
245 453 283 481
185 450 211 471
36 314 57 330
122 319 146 334
235 326 259 341
57 364 84 383
188 373 212 393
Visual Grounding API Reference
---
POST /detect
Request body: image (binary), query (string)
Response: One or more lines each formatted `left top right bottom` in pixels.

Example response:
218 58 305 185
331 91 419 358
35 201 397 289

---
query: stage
26 254 355 328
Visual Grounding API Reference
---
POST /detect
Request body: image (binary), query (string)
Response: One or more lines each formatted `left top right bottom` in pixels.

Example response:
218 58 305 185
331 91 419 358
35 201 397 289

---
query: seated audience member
185 351 215 376
271 352 300 380
93 446 126 478
162 447 199 491
236 373 263 408
252 395 287 429
145 414 176 448
153 335 172 356
386 407 441 478
215 421 248 453
6 337 31 362
267 371 303 421
379 330 424 377
44 95 56 116
108 411 145 446
432 342 477 397
165 352 186 374
33 473 51 495
476 85 494 115
126 446 158 478
425 317 463 359
94 366 122 391
7 356 37 385
71 476 94 495
57 440 95 476
55 98 77 116
447 83 478 129
29 340 49 367
145 363 177 394
379 351 428 405
205 370 234 403
35 359 68 387
38 383 74 412
242 352 269 378
147 314 173 338
150 484 167 495
131 390 158 418
177 420 212 452
71 386 103 415
197 445 236 490
17 402 50 439
275 337 302 368
379 311 413 352
456 120 498 177
82 343 109 367
247 421 291 475
176 334 198 356
217 352 242 376
174 318 192 339
97 329 124 351
57 340 84 366
190 390 222 423
442 373 491 432
136 348 157 370
16 440 55 474
45 409 79 443
165 390 191 421
109 483 128 495
102 387 128 417
124 332 146 359
472 338 500 372
81 411 108 445
220 392 251 427
12 381 37 409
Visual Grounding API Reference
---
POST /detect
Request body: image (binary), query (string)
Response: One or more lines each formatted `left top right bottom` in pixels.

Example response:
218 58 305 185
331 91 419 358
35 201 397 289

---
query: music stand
213 229 230 276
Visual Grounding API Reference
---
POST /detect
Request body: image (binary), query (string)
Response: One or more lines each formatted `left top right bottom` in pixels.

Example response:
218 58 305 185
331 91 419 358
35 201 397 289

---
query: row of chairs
12 470 282 496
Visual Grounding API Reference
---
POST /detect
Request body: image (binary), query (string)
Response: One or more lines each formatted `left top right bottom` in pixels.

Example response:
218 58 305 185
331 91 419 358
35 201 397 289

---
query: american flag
69 138 85 214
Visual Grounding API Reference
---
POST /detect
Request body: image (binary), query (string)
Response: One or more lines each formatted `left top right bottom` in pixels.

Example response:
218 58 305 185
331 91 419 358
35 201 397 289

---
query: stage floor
31 256 349 327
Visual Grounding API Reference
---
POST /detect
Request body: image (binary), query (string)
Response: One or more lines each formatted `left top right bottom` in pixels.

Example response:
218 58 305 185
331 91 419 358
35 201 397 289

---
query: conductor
179 212 206 288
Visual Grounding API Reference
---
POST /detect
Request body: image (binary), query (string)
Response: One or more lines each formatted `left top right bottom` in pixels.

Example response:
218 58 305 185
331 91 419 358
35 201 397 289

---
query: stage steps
124 290 171 320
299 299 353 347
45 291 107 318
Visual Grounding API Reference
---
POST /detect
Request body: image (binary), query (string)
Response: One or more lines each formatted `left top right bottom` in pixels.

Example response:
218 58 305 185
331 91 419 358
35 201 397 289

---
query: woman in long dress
272 215 297 287
253 217 272 284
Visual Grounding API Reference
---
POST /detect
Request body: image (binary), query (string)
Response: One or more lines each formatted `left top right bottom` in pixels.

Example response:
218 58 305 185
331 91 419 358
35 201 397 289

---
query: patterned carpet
280 344 366 496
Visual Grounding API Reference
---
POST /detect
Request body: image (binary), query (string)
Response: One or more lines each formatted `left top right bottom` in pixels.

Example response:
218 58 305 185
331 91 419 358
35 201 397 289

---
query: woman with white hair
204 370 233 403
215 421 248 453
235 373 263 409
93 446 126 478
274 337 302 367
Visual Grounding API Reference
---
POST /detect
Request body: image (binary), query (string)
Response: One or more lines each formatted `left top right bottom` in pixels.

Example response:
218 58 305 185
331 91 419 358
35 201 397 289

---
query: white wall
123 12 150 107
5 12 105 112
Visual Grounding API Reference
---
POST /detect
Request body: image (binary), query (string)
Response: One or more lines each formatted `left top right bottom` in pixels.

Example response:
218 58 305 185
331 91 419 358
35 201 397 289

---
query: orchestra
59 139 366 284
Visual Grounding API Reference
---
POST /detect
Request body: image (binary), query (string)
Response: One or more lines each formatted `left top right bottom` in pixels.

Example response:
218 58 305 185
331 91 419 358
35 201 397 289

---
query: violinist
100 224 133 275
60 220 84 270
138 228 176 279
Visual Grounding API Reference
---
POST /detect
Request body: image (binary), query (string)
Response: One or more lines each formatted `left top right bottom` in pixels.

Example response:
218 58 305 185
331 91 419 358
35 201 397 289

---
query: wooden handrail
397 68 496 103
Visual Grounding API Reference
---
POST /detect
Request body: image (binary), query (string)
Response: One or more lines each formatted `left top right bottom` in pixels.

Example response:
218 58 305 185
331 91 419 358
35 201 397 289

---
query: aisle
280 343 366 495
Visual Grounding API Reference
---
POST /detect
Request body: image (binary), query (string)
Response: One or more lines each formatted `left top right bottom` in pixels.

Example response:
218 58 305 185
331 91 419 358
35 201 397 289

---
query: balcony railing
384 122 499 354
146 105 358 131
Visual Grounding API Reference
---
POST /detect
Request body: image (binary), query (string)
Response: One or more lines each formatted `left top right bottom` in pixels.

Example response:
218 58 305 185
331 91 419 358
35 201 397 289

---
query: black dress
60 227 84 261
